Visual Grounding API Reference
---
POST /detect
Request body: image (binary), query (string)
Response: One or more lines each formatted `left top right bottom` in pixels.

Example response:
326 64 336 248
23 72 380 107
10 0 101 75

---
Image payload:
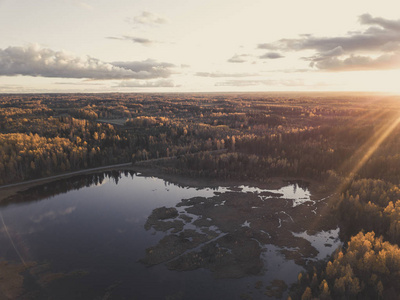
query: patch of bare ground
141 183 338 278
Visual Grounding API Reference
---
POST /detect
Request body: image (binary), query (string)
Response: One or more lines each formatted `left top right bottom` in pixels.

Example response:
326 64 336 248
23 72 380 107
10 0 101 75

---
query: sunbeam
0 211 26 267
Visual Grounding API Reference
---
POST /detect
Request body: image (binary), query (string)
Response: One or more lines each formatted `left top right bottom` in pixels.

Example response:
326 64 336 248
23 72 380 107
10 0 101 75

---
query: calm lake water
0 171 341 299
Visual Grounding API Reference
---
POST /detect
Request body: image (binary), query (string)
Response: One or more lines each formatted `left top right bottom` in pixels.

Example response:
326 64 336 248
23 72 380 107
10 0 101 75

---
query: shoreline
0 163 132 204
0 162 333 205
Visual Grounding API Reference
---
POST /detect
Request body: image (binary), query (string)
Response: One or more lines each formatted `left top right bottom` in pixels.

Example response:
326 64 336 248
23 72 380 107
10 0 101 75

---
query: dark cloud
360 13 400 31
117 79 175 88
195 72 259 78
0 45 176 79
266 31 400 53
258 14 400 71
227 54 250 63
106 35 154 46
128 11 167 26
259 52 284 59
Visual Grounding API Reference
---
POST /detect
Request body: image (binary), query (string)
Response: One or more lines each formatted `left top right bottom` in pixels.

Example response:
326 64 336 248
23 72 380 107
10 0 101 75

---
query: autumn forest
2 92 400 299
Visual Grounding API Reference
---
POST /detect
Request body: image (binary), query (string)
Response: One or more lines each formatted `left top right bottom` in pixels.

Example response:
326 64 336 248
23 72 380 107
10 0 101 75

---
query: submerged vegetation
2 92 400 298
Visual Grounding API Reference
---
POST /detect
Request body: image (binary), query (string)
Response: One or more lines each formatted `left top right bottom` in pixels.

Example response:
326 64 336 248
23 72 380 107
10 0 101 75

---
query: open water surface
0 171 340 299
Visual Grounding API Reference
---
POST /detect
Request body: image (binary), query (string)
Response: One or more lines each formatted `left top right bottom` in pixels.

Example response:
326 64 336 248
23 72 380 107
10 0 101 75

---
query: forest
2 92 400 299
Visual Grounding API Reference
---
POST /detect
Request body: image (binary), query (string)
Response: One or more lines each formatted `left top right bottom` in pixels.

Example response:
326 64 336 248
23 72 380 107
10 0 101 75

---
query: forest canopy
2 92 400 298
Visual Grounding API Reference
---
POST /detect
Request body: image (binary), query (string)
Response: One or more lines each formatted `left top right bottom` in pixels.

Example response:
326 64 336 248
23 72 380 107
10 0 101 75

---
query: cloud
360 13 400 31
117 79 176 87
31 206 76 223
259 52 284 59
54 81 104 85
111 59 175 79
215 79 305 87
301 46 345 64
0 45 176 79
257 43 277 50
128 11 167 26
195 72 259 78
0 84 25 92
106 36 154 46
260 26 400 53
227 54 250 63
310 52 400 71
258 14 400 71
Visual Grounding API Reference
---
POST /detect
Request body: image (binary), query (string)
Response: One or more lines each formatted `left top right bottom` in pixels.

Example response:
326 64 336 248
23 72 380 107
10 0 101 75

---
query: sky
1 0 400 93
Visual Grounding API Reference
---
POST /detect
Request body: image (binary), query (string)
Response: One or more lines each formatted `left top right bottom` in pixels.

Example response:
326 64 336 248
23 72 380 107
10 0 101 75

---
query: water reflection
141 186 339 286
0 171 340 299
0 171 134 208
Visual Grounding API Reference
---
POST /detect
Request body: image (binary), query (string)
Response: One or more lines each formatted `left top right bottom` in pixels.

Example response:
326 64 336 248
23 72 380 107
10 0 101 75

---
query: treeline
292 179 400 298
294 232 400 299
288 123 400 298
160 122 393 182
157 109 400 191
335 178 400 244
0 94 241 184
0 117 132 184
168 151 296 180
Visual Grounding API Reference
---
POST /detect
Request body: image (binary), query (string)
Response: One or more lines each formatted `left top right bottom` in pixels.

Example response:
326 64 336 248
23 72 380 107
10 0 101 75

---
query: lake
0 171 341 299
